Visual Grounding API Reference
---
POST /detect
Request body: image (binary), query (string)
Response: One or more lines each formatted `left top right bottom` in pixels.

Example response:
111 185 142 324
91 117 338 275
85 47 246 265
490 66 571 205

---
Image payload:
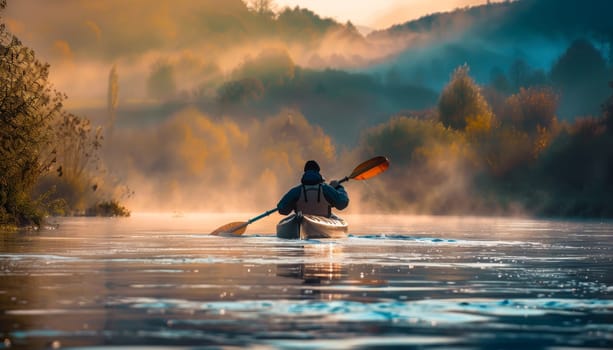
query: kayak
276 212 348 239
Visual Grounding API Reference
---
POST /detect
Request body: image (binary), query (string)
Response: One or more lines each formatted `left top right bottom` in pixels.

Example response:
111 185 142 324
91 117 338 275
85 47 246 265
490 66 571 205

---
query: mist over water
1 214 611 349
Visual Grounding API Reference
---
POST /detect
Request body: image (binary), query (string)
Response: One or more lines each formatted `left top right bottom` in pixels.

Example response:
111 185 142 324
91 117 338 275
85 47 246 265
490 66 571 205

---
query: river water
0 214 612 349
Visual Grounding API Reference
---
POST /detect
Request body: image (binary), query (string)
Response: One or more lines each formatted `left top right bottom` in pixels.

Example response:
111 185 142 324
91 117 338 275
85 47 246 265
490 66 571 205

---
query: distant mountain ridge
370 0 613 44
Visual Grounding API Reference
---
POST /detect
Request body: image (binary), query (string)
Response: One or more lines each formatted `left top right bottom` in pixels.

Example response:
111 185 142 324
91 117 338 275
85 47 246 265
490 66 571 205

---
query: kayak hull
276 213 348 239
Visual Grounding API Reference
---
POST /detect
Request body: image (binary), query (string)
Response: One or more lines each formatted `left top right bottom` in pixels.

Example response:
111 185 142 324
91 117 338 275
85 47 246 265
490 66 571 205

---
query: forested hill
371 0 612 41
366 0 613 119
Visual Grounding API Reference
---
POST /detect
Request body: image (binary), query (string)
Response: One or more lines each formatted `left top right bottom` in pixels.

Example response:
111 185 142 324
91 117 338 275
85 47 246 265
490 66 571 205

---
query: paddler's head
303 160 320 173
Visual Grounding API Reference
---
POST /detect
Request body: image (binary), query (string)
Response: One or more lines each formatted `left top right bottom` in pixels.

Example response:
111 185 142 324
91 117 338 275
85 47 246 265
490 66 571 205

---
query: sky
274 0 504 30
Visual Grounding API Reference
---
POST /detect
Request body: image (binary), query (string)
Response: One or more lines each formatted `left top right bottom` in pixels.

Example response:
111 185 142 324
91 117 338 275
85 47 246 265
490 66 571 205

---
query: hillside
365 0 613 119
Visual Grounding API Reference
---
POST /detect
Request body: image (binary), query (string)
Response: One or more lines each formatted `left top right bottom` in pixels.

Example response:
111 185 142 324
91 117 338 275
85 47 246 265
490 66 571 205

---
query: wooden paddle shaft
248 208 278 224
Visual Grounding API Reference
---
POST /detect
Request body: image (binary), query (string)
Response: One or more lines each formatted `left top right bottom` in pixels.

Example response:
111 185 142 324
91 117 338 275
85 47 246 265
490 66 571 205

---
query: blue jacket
277 170 349 215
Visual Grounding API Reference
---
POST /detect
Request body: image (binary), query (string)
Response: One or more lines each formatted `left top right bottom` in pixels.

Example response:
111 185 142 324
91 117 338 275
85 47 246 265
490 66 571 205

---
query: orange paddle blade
210 221 248 235
350 156 390 180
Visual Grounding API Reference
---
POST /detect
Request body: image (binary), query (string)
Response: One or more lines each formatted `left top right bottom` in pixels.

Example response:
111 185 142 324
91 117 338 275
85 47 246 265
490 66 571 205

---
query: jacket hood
301 170 324 185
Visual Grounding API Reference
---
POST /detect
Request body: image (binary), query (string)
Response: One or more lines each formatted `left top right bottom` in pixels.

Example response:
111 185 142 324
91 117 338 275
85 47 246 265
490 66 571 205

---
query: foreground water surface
0 214 612 349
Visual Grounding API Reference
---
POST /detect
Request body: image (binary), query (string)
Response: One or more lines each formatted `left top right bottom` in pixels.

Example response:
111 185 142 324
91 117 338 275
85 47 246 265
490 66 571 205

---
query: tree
550 39 609 118
232 48 295 87
216 77 265 106
438 65 494 133
508 59 549 92
276 6 339 44
1 2 64 225
355 116 475 214
247 0 276 17
551 39 608 88
502 87 558 134
1 2 120 224
501 87 559 159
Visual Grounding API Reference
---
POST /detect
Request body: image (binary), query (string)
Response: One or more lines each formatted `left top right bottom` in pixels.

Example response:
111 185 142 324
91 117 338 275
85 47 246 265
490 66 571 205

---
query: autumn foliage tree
1 1 126 225
501 87 559 158
550 39 609 118
357 116 475 213
438 65 494 133
530 81 613 217
0 1 64 225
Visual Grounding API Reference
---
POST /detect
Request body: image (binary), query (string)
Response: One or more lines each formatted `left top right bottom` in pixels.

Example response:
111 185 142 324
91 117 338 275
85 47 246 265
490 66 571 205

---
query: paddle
210 208 278 236
338 155 389 183
210 156 390 235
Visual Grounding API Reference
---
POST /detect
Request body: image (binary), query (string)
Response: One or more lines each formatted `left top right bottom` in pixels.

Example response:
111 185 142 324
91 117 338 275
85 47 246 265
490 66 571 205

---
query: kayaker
277 160 349 218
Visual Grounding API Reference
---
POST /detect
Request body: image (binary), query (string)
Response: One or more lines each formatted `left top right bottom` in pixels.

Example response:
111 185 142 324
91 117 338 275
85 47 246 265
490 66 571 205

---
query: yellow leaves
413 139 468 168
439 64 495 132
436 67 563 178
102 107 344 211
502 87 558 133
484 127 532 176
533 124 553 157
162 107 241 175
465 111 494 135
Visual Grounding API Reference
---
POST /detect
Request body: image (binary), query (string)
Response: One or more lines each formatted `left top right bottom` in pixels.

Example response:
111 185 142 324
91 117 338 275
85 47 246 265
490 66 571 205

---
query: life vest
296 184 331 217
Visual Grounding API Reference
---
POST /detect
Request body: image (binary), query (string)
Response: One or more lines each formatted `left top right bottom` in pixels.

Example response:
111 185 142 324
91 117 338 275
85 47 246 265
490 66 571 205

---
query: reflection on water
0 214 612 349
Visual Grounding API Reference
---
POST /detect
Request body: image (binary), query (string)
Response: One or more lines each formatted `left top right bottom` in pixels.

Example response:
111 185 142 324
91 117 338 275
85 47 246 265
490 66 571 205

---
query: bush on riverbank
0 2 129 228
85 200 131 217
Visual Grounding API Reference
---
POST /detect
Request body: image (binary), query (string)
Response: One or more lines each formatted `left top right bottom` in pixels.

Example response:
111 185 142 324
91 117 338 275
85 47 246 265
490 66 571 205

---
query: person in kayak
277 160 349 218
